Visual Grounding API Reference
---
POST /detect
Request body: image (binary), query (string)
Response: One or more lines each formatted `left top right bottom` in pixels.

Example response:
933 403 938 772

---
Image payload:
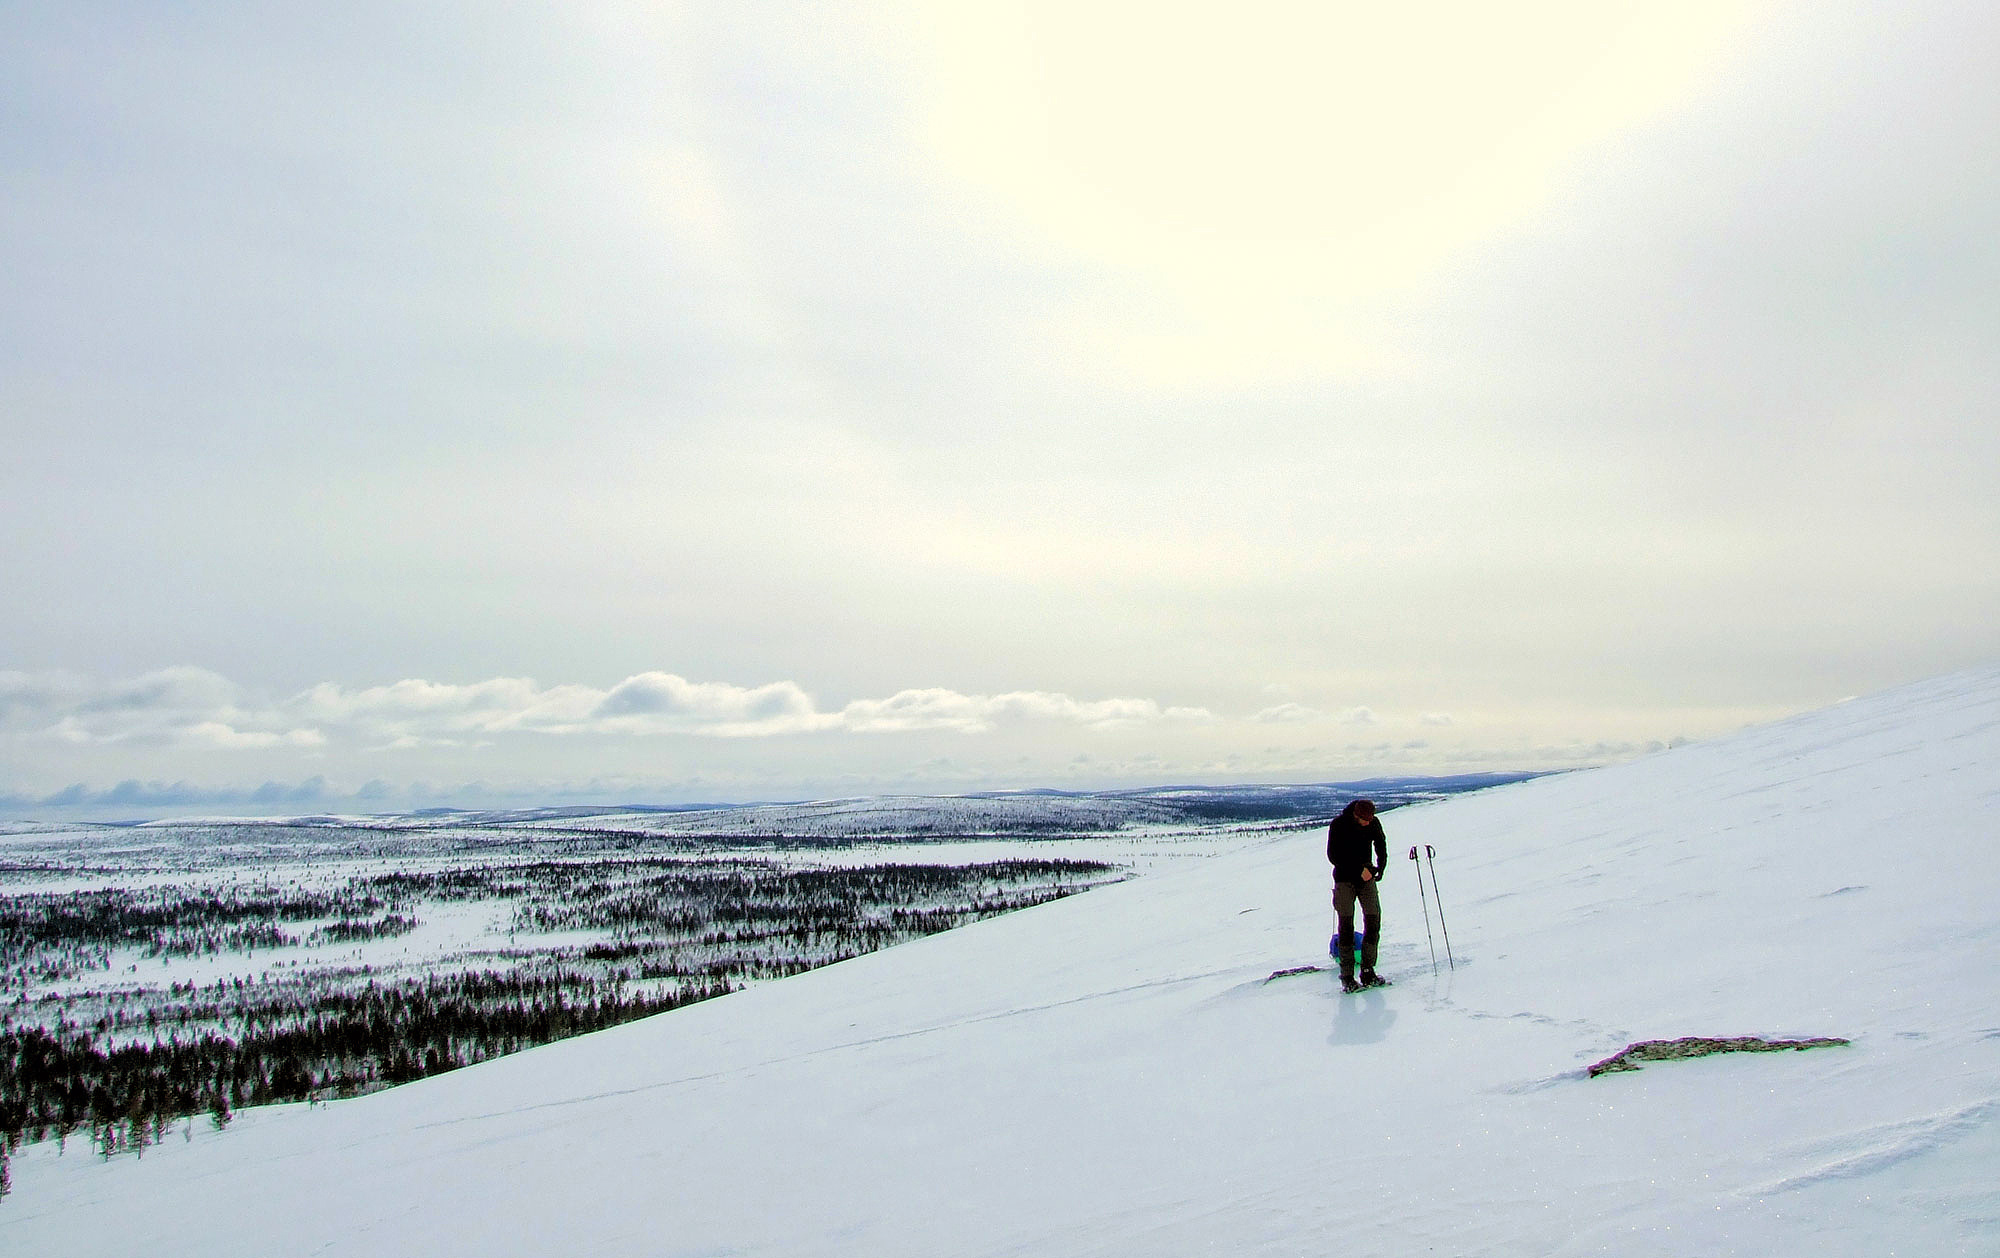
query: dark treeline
0 970 728 1168
508 858 1112 935
2 883 401 982
311 914 419 944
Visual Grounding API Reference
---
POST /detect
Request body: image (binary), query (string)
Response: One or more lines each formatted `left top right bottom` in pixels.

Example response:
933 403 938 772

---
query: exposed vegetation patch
1264 965 1321 982
1587 1035 1850 1077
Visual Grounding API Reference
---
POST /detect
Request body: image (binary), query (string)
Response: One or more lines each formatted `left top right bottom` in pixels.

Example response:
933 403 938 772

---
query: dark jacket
1326 809 1387 884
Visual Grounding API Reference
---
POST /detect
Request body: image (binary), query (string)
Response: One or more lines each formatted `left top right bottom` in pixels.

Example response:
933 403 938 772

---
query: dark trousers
1334 879 1381 977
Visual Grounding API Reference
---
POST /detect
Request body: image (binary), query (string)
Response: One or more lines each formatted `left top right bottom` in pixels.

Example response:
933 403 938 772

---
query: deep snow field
6 666 1998 1255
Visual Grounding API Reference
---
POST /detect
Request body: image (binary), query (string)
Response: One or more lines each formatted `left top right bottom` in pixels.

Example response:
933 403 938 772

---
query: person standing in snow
1327 799 1389 992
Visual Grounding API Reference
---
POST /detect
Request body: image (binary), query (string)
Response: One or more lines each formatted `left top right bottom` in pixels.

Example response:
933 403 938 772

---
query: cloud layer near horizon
0 667 1213 748
1 664 1757 817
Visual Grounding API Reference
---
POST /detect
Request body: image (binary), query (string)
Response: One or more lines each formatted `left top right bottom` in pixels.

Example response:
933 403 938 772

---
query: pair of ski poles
1409 844 1455 974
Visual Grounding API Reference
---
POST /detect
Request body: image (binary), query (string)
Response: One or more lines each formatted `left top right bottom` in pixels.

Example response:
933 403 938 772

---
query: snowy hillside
8 667 1999 1255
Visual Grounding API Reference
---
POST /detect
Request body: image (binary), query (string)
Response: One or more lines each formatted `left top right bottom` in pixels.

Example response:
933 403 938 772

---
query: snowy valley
3 669 1997 1255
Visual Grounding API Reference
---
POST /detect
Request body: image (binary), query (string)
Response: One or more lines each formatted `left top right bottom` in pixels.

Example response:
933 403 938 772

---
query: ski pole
1423 844 1455 970
1408 845 1438 975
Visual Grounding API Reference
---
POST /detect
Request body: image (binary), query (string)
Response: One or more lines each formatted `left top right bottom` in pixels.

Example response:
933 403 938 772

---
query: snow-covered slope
10 667 1999 1255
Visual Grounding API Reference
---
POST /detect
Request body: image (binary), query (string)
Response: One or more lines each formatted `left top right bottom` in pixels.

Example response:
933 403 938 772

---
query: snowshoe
1340 975 1363 994
1360 970 1390 988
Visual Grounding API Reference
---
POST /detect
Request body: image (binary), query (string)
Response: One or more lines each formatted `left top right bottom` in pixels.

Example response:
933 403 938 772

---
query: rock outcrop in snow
1586 1034 1851 1077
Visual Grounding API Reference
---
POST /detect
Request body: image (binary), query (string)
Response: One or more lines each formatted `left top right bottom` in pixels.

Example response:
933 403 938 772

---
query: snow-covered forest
1 777 1505 1180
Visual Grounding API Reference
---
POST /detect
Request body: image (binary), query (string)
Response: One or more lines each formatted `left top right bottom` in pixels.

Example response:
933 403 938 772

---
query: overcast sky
5 1 1997 815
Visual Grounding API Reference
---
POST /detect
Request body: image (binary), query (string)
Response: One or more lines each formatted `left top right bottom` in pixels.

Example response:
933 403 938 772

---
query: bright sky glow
2 1 1996 814
908 2 1769 383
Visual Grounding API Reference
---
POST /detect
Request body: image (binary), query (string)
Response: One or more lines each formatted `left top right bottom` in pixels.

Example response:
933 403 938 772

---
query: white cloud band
0 668 1212 748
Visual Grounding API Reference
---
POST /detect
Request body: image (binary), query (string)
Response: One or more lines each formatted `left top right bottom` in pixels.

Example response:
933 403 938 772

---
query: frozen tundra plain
6 665 1999 1256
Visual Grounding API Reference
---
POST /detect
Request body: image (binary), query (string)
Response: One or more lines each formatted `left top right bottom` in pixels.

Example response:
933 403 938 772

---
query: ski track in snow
1747 1094 2000 1195
409 965 1246 1137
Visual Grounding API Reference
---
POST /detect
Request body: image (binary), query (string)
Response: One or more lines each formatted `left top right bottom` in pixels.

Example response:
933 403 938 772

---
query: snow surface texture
9 666 2000 1255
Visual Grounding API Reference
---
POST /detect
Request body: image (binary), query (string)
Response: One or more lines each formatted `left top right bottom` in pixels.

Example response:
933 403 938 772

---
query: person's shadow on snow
1329 987 1395 1046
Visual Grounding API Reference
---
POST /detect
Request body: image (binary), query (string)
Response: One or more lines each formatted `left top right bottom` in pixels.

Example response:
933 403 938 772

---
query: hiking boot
1360 970 1390 988
1340 975 1363 993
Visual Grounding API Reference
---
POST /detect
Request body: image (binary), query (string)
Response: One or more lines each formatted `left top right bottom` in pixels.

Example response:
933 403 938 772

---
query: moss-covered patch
1587 1035 1850 1077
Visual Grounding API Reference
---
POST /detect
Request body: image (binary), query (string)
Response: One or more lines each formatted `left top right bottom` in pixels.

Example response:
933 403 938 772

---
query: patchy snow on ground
6 665 1998 1255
